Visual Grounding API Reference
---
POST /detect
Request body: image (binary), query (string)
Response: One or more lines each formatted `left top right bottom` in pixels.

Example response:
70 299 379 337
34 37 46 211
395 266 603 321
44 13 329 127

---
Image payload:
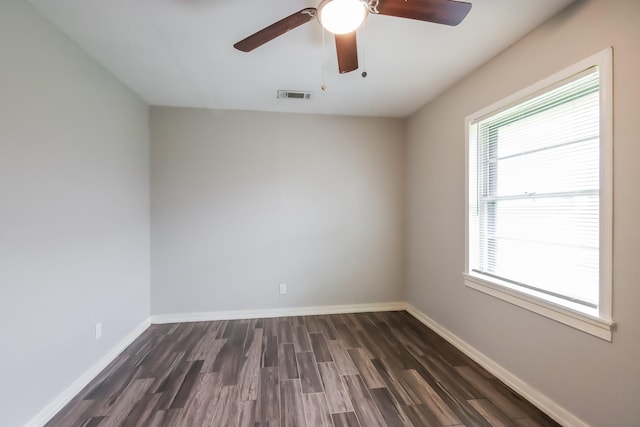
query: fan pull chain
361 19 368 78
321 28 327 91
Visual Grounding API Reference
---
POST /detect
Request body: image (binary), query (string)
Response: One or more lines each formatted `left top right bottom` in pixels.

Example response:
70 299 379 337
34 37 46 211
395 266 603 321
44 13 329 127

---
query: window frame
464 48 614 341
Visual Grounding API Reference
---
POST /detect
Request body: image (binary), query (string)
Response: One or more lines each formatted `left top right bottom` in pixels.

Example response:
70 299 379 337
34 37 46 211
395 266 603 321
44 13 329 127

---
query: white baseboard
25 318 151 427
404 304 589 427
150 301 406 324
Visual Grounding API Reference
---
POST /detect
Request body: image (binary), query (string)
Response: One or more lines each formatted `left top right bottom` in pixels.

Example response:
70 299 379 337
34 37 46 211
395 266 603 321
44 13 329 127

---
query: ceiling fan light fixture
318 0 368 35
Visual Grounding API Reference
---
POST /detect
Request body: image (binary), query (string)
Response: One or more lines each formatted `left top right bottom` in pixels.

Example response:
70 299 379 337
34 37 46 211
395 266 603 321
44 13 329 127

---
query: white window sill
463 272 615 341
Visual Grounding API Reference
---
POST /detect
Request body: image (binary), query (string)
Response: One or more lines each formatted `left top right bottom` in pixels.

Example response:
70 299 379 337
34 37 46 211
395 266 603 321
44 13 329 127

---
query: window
464 48 614 340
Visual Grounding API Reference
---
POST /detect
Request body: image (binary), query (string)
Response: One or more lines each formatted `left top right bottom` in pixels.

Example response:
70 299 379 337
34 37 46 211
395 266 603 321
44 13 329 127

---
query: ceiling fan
233 0 472 75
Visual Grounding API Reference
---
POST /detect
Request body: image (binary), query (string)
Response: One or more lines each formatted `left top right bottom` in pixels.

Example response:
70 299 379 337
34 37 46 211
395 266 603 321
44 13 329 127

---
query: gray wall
406 0 640 425
0 2 151 426
150 107 405 315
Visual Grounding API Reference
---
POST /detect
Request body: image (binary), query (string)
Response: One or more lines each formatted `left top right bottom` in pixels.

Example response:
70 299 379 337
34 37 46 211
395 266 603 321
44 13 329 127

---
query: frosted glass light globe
319 0 368 35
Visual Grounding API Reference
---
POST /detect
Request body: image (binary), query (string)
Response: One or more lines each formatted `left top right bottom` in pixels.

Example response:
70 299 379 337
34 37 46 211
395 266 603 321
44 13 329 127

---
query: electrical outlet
95 323 102 340
279 284 287 294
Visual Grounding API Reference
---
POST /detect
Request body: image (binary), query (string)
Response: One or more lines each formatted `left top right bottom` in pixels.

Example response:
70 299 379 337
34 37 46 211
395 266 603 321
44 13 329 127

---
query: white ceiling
27 0 575 118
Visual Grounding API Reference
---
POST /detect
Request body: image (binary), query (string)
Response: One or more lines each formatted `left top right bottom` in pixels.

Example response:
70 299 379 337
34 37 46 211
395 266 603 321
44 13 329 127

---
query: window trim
464 48 614 341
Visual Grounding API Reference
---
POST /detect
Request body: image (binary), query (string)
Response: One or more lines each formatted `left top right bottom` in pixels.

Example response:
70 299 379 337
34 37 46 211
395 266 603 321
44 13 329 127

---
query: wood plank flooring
47 311 560 427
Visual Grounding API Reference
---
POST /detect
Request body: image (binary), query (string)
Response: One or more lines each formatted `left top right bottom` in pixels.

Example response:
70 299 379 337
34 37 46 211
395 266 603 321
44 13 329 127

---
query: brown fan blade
335 32 358 74
377 0 471 26
234 8 317 52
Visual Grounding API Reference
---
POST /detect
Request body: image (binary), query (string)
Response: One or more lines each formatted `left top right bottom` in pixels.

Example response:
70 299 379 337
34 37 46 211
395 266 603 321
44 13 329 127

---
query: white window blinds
469 68 600 310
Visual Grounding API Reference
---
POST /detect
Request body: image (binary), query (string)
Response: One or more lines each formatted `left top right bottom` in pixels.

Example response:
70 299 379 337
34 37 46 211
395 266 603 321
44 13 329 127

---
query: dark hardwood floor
47 311 560 426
